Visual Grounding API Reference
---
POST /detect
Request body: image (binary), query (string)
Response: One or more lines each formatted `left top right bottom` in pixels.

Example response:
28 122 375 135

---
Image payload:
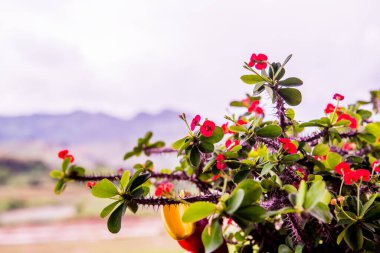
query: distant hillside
0 110 185 145
0 110 187 167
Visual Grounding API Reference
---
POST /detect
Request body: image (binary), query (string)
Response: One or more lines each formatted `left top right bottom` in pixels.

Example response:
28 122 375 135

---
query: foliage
51 53 380 253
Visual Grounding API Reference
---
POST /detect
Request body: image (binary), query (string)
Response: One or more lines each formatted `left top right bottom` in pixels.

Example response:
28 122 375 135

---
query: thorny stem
131 194 220 206
143 147 178 155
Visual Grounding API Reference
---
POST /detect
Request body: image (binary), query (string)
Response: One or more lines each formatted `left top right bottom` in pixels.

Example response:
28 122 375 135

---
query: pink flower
200 120 216 137
333 93 345 101
191 115 201 131
249 53 268 70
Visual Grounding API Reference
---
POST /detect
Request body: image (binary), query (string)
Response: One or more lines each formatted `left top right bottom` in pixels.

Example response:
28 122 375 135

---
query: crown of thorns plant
51 53 380 253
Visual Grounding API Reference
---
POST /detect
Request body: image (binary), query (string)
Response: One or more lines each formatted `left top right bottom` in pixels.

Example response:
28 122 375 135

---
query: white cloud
0 0 379 121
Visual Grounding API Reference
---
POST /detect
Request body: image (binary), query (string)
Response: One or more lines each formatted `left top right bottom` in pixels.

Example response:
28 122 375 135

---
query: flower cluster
334 162 370 185
248 53 268 70
190 115 216 137
278 138 297 154
58 149 75 163
155 182 173 197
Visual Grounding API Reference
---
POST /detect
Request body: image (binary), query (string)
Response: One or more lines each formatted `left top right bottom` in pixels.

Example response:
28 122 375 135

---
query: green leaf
357 109 372 120
344 225 363 251
241 75 263 84
282 154 301 163
327 152 342 169
296 180 307 209
100 201 121 218
54 179 65 195
62 158 71 173
50 170 64 179
229 125 248 133
120 170 130 190
304 180 326 210
363 203 380 221
232 179 262 207
182 202 216 223
256 125 282 138
234 205 266 222
360 193 378 217
358 133 376 143
123 151 135 160
225 189 245 214
172 137 188 150
129 173 151 192
107 203 126 233
261 163 275 176
279 77 303 87
312 144 330 156
127 201 138 213
200 127 224 143
92 179 119 198
278 244 293 253
201 221 223 253
189 147 201 167
285 108 295 120
278 88 302 106
283 184 297 194
337 223 353 245
309 202 332 223
199 142 214 153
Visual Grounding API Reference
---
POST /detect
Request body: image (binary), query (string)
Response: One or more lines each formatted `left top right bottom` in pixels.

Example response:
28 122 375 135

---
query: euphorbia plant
50 53 380 253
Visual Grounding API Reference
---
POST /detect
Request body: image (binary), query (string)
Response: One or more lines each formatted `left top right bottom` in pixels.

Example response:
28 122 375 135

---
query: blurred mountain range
0 110 186 167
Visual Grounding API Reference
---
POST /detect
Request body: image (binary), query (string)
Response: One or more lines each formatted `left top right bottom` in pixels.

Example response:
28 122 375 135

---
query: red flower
86 181 96 189
242 98 251 107
314 155 327 161
236 119 248 125
221 122 234 134
227 218 233 225
58 149 69 159
334 162 351 176
372 161 380 173
248 100 260 113
337 113 357 129
354 169 371 182
225 139 240 150
296 168 308 180
216 154 227 170
342 142 355 151
200 120 216 137
249 53 268 70
191 115 201 131
212 174 220 181
58 149 75 163
324 103 336 114
333 93 345 101
155 182 173 197
279 138 297 154
254 106 264 115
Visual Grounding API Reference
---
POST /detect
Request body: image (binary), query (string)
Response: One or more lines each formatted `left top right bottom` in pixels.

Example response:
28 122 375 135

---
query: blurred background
0 0 379 252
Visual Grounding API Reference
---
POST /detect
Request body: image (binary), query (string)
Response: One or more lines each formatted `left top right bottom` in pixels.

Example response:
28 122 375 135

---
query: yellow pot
161 204 195 240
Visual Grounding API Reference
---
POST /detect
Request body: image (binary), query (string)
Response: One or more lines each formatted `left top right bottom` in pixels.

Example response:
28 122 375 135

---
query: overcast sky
0 0 379 122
